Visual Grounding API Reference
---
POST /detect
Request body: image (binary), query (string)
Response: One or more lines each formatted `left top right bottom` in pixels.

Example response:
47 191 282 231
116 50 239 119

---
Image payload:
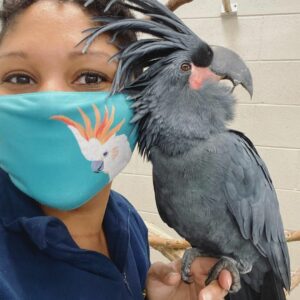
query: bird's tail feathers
225 278 260 300
225 272 286 300
260 271 287 300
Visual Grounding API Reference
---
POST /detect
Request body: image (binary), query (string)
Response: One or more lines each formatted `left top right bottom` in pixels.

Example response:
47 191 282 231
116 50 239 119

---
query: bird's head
81 0 252 95
92 134 132 179
82 0 253 157
174 44 253 97
91 139 120 174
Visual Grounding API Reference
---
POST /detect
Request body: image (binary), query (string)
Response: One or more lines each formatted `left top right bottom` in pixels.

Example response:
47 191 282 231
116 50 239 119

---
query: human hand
146 257 232 300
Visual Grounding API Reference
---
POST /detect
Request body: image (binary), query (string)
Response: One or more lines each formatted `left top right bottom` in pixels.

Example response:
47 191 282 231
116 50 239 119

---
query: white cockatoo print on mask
52 105 132 180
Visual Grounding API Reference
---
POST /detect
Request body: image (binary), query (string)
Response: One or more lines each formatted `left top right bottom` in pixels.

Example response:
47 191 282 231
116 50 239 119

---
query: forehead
0 0 117 56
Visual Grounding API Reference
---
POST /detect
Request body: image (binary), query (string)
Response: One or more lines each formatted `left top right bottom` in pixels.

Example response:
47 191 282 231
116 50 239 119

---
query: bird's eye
180 63 192 72
103 151 108 157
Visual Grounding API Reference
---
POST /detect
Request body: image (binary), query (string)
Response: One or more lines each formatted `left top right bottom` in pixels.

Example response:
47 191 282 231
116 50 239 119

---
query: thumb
198 279 229 300
148 261 181 286
218 269 232 291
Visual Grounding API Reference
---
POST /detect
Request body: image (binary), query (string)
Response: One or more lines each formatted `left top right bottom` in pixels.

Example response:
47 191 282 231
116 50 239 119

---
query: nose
192 43 214 68
38 78 73 92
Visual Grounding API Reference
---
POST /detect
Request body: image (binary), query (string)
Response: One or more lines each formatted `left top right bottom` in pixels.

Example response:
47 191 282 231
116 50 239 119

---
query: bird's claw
181 248 206 284
205 256 241 293
181 248 241 293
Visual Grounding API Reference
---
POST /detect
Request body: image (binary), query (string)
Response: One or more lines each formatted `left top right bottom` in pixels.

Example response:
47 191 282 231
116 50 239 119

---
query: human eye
2 72 36 85
73 71 108 87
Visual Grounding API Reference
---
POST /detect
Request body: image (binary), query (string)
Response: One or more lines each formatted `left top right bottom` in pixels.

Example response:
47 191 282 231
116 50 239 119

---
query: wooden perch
149 233 190 249
166 0 194 12
285 230 300 242
148 229 300 250
146 222 300 294
146 221 185 260
291 268 300 291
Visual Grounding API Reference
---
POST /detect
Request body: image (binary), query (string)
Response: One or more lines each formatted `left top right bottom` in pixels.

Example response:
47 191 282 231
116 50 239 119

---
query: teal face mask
0 91 137 210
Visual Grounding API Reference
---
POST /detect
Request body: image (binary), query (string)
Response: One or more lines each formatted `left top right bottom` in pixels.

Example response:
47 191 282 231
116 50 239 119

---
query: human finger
190 257 219 287
218 269 232 291
147 261 181 286
198 279 229 300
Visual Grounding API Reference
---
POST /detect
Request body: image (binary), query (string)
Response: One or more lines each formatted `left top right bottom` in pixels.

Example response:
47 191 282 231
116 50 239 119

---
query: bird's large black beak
210 46 253 97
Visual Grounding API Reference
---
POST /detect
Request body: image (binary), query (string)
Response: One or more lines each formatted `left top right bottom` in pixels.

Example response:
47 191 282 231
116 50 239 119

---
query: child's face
0 0 119 95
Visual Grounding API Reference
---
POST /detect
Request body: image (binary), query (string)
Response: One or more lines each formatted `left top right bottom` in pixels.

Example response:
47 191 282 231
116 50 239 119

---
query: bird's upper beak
210 45 253 97
91 160 104 173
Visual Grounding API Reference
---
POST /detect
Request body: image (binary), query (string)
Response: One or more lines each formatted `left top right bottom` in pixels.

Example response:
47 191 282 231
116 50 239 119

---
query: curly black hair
0 0 137 48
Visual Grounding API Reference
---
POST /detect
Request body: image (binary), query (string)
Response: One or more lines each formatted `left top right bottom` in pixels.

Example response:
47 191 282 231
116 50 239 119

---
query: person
0 0 232 299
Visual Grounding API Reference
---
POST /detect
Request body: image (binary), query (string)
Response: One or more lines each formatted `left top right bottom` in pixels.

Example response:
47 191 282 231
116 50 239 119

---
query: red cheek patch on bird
189 64 221 90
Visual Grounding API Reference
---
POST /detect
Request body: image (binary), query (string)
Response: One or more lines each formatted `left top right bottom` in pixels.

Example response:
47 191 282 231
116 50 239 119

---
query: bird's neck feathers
135 82 235 158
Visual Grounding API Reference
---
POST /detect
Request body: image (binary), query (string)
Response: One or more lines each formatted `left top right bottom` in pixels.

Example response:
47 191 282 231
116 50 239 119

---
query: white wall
113 1 300 298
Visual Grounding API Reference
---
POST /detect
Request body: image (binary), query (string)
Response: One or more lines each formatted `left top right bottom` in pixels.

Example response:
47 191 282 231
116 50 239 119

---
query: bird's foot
181 249 241 293
181 248 215 283
205 256 241 293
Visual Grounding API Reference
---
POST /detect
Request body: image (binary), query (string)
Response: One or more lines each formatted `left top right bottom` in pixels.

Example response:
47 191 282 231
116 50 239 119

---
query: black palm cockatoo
82 0 290 299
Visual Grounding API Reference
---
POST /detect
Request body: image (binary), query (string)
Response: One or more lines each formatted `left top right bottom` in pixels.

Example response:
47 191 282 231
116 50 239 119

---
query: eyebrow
0 51 28 59
68 50 112 60
0 50 113 60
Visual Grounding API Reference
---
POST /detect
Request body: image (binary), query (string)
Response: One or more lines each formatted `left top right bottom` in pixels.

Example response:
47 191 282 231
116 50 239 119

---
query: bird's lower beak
210 45 253 97
91 160 104 173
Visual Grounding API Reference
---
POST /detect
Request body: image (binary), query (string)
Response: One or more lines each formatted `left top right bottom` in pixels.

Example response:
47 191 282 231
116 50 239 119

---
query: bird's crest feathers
51 105 125 144
81 0 201 95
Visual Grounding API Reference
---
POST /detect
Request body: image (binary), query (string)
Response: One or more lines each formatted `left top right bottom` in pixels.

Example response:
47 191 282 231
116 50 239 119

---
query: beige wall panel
277 190 300 230
250 105 300 148
229 103 255 138
141 211 181 238
277 190 300 299
112 173 156 213
256 147 299 190
235 62 300 105
230 104 300 148
297 151 300 190
261 15 300 60
140 211 180 263
288 242 300 300
184 14 300 60
122 149 152 176
169 0 300 18
184 17 263 60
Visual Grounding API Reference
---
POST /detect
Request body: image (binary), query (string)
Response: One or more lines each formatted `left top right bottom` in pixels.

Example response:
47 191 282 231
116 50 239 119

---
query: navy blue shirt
0 169 150 300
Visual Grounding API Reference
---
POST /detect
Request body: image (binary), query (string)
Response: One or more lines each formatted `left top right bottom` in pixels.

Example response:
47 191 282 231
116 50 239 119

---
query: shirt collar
0 168 131 274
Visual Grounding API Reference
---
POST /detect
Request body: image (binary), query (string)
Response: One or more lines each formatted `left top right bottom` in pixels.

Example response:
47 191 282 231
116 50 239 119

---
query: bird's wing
222 130 290 290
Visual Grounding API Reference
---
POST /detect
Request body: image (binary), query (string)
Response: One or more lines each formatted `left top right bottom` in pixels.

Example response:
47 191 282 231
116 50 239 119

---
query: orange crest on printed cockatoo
52 105 125 144
51 105 132 180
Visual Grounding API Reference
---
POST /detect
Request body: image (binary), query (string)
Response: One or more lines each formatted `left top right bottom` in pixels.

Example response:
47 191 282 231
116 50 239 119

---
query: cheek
188 66 221 90
189 74 203 90
111 147 119 160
